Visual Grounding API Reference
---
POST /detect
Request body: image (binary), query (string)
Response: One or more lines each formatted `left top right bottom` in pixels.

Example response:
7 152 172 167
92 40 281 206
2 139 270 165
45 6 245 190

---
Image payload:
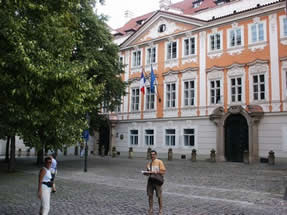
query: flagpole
149 64 161 103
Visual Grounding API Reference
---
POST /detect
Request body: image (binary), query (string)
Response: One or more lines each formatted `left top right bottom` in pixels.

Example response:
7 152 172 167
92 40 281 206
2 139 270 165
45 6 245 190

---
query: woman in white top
38 157 52 215
50 154 57 192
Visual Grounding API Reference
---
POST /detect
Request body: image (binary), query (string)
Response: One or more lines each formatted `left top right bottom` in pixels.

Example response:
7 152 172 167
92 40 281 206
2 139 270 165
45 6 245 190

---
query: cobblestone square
1 156 287 214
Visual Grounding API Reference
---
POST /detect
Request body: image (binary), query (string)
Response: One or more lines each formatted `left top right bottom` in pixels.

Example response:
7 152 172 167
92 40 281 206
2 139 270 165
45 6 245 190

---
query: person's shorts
147 179 162 198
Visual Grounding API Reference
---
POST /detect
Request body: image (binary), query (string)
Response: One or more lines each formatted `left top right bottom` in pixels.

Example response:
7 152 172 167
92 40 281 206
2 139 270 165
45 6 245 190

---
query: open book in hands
141 170 149 174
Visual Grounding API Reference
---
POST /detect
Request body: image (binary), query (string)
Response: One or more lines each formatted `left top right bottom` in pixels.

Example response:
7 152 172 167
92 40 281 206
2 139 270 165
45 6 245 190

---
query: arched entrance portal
225 114 248 162
209 105 263 163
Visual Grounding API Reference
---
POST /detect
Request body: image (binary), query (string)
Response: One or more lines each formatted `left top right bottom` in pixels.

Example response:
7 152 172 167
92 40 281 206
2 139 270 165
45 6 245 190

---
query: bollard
128 147 133 159
210 149 216 162
191 149 197 162
18 148 22 157
101 145 105 157
168 148 173 161
146 147 152 160
268 150 275 165
243 150 249 164
74 146 79 156
112 146 116 158
26 149 30 157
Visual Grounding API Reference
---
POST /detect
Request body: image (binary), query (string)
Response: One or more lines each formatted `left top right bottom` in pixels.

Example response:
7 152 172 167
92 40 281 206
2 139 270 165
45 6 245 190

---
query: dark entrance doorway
99 121 110 156
225 114 248 162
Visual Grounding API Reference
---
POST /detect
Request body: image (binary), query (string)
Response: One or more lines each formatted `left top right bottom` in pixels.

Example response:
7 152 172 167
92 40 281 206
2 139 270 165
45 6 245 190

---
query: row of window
129 73 271 111
129 128 195 147
129 17 287 67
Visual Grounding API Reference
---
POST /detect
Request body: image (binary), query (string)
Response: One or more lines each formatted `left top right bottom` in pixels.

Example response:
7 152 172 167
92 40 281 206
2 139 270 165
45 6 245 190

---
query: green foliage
0 0 125 151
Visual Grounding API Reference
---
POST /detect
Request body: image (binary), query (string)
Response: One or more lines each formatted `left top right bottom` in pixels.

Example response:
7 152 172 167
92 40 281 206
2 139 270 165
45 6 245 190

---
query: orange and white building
109 0 287 162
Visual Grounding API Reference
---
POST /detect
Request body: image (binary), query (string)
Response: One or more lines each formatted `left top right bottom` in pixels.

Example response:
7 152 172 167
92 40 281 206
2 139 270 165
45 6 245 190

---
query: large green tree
0 0 125 169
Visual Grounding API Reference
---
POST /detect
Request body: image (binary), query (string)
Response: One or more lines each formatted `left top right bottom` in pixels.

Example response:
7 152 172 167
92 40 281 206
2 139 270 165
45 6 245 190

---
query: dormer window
214 0 230 5
193 0 203 8
136 19 145 25
158 24 166 33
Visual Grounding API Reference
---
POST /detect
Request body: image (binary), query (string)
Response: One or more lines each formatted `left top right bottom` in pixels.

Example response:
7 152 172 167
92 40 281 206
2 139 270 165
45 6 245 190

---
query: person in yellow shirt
144 150 166 215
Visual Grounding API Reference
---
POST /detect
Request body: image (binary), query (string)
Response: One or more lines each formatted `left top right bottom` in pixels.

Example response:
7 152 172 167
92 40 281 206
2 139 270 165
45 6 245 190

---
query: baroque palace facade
107 0 287 162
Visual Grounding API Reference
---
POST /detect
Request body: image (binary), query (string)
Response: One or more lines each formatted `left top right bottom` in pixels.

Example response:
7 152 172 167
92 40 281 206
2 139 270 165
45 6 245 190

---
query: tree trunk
36 148 44 165
37 129 45 165
8 136 16 172
4 136 10 163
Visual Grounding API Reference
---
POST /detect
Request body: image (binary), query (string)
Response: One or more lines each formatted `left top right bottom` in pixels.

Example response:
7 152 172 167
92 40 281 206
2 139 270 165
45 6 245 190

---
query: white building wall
258 114 287 158
115 117 216 158
0 139 6 156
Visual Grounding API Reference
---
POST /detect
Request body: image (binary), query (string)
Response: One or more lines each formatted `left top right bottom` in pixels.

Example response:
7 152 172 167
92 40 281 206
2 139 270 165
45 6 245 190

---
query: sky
96 0 183 30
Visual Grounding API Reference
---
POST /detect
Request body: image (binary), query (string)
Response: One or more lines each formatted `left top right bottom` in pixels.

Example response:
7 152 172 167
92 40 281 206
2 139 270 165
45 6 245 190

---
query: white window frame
129 129 139 146
249 63 269 103
132 49 142 68
208 31 223 52
210 79 222 105
183 128 195 147
207 70 224 106
165 40 178 61
165 82 177 108
230 77 243 103
183 80 196 107
182 36 197 57
227 26 244 49
113 96 122 113
165 129 176 146
252 73 266 101
227 66 245 105
146 46 157 65
279 15 287 39
248 20 267 45
144 129 154 146
119 55 124 67
131 88 140 112
145 86 155 110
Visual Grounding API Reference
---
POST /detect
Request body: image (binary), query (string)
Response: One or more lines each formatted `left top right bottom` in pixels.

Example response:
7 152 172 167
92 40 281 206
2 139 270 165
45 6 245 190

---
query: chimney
159 0 172 11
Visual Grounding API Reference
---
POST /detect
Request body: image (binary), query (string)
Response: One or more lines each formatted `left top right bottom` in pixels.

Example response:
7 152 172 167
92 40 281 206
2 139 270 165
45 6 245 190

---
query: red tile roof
115 0 217 35
116 12 155 35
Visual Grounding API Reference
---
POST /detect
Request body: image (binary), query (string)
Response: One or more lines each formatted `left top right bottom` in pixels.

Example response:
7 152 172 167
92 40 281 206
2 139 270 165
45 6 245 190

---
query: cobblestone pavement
1 156 287 215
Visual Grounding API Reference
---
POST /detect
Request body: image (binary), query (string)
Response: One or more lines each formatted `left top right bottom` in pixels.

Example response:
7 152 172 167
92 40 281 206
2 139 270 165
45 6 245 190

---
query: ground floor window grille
145 129 154 146
183 129 195 146
165 129 176 146
130 130 138 145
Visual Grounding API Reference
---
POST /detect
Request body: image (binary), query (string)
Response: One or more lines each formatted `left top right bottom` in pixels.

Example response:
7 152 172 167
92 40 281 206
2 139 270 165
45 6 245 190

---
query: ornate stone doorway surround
209 105 264 163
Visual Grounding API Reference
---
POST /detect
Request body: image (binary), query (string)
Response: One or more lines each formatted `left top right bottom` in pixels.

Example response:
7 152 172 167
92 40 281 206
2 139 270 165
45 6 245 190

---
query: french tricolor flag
140 70 146 94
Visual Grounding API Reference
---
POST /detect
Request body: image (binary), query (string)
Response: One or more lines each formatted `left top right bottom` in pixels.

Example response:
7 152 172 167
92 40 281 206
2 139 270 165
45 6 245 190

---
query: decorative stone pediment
120 11 205 48
207 69 224 80
163 70 179 82
181 68 198 80
227 64 245 77
129 78 140 88
136 18 192 43
248 60 269 74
